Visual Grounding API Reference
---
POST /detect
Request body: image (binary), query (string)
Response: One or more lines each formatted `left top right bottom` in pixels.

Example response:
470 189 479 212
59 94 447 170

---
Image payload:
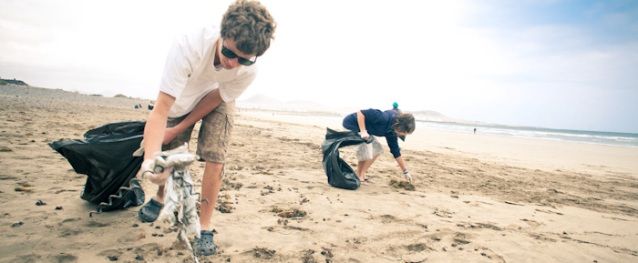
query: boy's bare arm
144 91 176 160
163 89 223 144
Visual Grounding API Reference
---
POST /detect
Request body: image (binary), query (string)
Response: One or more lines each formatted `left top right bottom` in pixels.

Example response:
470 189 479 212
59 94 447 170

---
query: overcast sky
1 0 637 133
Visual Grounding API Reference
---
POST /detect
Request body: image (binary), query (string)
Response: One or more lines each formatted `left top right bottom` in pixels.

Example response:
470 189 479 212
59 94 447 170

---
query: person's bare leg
359 155 380 181
199 161 224 230
357 160 367 181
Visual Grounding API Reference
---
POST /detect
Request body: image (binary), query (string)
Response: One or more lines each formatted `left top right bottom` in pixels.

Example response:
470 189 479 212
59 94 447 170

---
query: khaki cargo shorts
163 102 234 164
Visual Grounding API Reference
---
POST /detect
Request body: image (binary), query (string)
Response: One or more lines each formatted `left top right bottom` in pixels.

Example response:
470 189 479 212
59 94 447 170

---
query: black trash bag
49 121 146 212
321 128 366 190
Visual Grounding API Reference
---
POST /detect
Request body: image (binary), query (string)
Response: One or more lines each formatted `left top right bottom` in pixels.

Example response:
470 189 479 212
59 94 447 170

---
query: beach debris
0 146 12 152
55 206 63 210
320 247 334 260
250 247 276 259
217 201 234 213
147 103 154 110
389 179 415 191
14 187 33 193
272 206 307 219
504 201 523 206
133 103 142 109
301 249 316 263
152 144 200 263
11 221 24 227
35 200 47 206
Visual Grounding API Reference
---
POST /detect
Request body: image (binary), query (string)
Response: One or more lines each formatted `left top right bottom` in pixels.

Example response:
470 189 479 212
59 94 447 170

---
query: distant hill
411 110 448 122
411 110 479 124
238 94 470 123
0 77 28 86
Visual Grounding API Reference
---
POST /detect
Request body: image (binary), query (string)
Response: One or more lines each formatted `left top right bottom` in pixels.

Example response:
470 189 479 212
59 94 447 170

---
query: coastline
238 109 638 177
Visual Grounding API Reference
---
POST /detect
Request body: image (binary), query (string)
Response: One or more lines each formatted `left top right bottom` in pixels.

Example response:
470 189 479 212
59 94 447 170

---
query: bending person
342 106 416 183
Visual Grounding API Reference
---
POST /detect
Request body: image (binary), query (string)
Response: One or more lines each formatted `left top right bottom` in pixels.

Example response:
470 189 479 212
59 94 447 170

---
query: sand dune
1 85 637 262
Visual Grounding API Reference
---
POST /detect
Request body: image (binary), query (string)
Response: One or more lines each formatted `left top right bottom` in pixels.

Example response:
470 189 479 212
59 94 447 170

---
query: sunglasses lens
221 46 237 58
222 44 256 66
238 59 255 66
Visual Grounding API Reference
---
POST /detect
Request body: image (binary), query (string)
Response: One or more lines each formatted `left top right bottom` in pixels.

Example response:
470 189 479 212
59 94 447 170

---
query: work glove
140 158 172 185
403 170 413 183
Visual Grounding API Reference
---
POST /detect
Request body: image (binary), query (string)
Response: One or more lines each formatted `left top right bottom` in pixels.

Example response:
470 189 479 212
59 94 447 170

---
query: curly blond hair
221 0 276 56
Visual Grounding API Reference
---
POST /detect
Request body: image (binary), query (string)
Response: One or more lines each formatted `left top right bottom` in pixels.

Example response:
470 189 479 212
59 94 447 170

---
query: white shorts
356 136 383 161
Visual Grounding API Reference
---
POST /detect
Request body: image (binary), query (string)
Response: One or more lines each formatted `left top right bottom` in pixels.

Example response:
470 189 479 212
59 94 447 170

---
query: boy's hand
162 127 179 145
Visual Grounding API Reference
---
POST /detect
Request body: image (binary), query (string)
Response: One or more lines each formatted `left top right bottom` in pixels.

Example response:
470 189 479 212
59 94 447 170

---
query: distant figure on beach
136 0 275 256
342 104 416 184
473 127 477 134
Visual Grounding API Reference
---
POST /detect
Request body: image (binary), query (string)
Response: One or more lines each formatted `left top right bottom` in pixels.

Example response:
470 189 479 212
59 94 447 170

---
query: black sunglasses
221 45 257 66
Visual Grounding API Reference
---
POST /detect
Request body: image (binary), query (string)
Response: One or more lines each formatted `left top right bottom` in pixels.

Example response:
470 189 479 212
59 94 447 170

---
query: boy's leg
193 101 234 256
199 161 223 230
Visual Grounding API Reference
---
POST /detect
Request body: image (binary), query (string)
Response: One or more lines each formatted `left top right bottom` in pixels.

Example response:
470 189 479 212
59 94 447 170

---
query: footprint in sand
379 214 398 223
520 218 542 228
12 254 42 263
59 227 82 237
405 242 431 252
401 252 428 263
53 253 77 263
432 208 454 218
389 179 415 191
86 220 110 228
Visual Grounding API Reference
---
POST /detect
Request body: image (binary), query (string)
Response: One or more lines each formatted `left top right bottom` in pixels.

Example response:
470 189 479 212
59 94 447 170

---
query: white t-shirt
159 26 257 118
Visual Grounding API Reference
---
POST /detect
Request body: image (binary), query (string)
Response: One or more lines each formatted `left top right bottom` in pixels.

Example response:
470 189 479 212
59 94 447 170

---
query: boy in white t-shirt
137 0 275 256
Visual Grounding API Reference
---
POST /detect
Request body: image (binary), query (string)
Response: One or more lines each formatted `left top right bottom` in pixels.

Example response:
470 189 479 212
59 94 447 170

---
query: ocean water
238 109 638 148
419 120 638 147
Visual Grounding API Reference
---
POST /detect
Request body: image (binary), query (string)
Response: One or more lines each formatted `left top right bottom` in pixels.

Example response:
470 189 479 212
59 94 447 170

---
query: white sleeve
219 67 257 102
158 35 199 99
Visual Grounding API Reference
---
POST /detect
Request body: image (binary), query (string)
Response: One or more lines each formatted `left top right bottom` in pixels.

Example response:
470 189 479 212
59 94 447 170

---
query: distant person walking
342 104 416 184
473 128 477 134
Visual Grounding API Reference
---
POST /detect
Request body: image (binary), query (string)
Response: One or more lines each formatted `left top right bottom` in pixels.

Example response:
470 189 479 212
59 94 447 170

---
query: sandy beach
1 85 637 263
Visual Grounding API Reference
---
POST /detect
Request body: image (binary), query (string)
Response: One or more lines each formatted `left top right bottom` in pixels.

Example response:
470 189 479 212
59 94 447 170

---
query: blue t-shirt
342 108 402 158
